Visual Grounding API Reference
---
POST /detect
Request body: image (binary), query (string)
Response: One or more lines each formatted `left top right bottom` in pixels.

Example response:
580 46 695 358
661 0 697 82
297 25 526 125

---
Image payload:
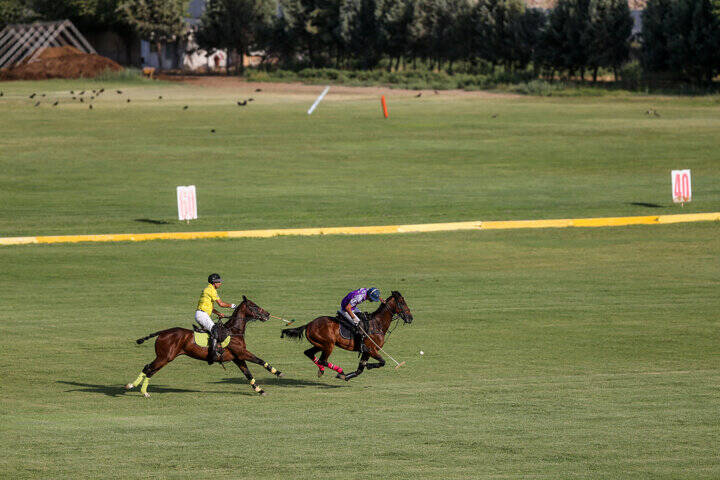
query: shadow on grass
215 376 345 389
629 202 664 208
134 218 171 225
57 380 248 397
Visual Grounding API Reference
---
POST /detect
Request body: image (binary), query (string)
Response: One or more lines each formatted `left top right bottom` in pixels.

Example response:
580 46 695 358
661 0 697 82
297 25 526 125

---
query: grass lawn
0 78 719 479
0 78 718 237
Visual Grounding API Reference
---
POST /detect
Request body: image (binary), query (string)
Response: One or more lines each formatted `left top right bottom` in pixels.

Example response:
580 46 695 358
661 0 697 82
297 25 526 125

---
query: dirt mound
0 46 122 80
35 45 85 60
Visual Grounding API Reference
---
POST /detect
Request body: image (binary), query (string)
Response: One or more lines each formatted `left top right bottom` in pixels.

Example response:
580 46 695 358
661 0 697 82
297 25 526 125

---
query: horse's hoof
260 391 267 397
276 371 284 378
317 369 324 378
143 392 151 398
335 373 345 380
124 383 134 390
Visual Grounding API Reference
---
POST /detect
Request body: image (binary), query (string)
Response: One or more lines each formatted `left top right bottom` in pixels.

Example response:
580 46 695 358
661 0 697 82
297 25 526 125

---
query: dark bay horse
281 291 413 381
125 296 283 397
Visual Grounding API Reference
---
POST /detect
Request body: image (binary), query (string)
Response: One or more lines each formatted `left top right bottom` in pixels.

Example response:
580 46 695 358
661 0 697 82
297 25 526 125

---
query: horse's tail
136 331 162 345
281 324 307 340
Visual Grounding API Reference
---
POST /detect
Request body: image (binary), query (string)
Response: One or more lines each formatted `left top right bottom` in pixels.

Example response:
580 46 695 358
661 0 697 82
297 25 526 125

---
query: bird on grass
491 113 498 118
237 100 247 106
415 92 422 97
158 96 163 99
34 101 40 107
0 91 3 96
127 98 131 103
98 88 104 94
53 100 58 106
645 108 660 117
247 98 254 102
211 129 216 133
72 96 77 100
116 90 122 94
79 91 85 95
255 88 262 92
70 90 74 94
80 98 84 103
41 94 46 97
89 105 93 110
183 105 189 110
29 93 36 99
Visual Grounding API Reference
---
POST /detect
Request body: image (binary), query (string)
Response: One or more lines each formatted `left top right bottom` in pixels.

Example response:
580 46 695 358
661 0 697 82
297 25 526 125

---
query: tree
540 0 593 79
196 0 276 74
642 0 720 84
377 0 418 71
0 0 36 29
117 0 187 69
588 0 633 81
340 0 382 69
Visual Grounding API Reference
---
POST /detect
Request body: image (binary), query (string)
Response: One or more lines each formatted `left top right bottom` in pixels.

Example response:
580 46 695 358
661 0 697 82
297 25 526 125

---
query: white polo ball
420 350 424 355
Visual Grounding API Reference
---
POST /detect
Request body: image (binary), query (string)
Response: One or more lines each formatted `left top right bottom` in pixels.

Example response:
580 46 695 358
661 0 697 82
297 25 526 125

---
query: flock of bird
0 86 266 133
0 86 264 114
0 86 661 120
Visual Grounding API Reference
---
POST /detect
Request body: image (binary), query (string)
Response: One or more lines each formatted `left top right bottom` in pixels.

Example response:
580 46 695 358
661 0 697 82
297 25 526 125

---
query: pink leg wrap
313 357 325 371
327 362 343 374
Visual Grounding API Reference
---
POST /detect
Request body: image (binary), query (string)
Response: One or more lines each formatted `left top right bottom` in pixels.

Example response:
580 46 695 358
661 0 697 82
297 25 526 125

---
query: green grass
1 225 718 479
0 79 719 478
0 80 719 237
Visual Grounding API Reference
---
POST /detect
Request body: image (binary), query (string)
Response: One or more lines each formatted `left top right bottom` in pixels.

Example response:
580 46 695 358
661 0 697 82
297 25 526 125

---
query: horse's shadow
58 381 207 398
215 376 345 389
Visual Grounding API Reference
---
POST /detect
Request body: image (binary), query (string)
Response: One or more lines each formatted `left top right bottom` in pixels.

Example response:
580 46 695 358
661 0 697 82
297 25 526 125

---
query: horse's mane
370 291 402 316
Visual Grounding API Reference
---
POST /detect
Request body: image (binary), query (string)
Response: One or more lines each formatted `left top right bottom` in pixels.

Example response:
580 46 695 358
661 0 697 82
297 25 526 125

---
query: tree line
2 0 719 85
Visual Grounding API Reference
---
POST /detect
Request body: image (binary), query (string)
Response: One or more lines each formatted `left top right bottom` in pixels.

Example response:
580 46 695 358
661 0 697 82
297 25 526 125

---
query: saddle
192 324 231 349
333 312 380 352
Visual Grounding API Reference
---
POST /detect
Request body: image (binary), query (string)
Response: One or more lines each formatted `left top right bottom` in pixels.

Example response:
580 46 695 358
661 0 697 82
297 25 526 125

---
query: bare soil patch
158 74 521 100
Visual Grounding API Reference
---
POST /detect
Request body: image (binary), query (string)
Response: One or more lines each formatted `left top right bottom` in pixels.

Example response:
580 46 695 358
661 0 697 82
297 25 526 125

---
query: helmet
208 273 222 284
367 287 381 302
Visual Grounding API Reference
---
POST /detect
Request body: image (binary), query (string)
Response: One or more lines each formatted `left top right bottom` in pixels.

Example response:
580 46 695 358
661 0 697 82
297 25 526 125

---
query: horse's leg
243 352 284 379
124 356 170 398
365 352 386 370
342 353 370 381
232 358 265 396
125 332 182 398
314 346 344 379
304 346 326 376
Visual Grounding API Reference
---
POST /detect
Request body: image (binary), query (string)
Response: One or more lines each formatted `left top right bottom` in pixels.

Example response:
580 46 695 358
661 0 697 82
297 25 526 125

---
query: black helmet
208 273 222 284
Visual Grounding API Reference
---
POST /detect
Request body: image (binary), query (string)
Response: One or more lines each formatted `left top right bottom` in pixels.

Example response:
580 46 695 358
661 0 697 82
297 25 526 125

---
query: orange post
381 95 389 118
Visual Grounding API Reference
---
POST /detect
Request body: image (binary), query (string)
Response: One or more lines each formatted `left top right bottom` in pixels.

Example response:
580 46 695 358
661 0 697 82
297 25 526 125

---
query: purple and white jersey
340 288 368 312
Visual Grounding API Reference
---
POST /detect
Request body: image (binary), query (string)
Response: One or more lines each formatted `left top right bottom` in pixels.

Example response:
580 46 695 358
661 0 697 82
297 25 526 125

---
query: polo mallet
357 323 406 369
270 314 295 325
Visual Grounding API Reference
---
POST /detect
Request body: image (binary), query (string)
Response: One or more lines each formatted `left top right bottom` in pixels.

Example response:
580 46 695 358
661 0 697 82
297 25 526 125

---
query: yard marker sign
177 185 197 222
671 170 692 205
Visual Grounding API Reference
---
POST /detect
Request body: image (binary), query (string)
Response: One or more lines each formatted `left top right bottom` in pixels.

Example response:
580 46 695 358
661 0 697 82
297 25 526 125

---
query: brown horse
281 291 413 381
124 296 283 398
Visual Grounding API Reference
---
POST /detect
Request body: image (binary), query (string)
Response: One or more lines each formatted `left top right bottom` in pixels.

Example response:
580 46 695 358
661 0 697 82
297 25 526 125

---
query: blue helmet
367 287 381 302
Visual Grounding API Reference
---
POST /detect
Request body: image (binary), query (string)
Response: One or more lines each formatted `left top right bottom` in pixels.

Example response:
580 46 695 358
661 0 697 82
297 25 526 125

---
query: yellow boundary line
1 213 718 246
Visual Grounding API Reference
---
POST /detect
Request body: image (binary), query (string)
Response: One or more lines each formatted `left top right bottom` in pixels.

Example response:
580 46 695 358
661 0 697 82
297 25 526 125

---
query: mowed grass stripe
1 212 718 245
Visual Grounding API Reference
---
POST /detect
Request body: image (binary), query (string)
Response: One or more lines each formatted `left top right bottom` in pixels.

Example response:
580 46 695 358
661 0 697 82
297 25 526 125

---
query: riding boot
354 324 369 354
207 328 217 365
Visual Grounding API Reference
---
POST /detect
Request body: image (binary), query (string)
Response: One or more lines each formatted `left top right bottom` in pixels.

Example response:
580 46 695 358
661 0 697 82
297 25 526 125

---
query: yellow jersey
197 284 219 315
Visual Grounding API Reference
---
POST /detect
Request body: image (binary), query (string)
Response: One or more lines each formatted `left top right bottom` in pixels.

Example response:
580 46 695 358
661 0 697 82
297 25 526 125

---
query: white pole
307 86 330 115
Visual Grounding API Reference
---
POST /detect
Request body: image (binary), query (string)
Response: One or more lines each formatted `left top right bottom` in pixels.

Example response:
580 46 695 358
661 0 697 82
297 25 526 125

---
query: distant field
1 77 718 237
0 78 719 479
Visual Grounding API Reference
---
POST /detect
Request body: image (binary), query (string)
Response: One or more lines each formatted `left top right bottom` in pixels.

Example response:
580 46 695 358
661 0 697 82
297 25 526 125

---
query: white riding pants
195 310 215 331
340 309 360 325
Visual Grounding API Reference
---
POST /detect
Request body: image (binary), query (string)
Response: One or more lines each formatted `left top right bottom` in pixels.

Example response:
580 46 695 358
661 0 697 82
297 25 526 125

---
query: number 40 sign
671 169 692 205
